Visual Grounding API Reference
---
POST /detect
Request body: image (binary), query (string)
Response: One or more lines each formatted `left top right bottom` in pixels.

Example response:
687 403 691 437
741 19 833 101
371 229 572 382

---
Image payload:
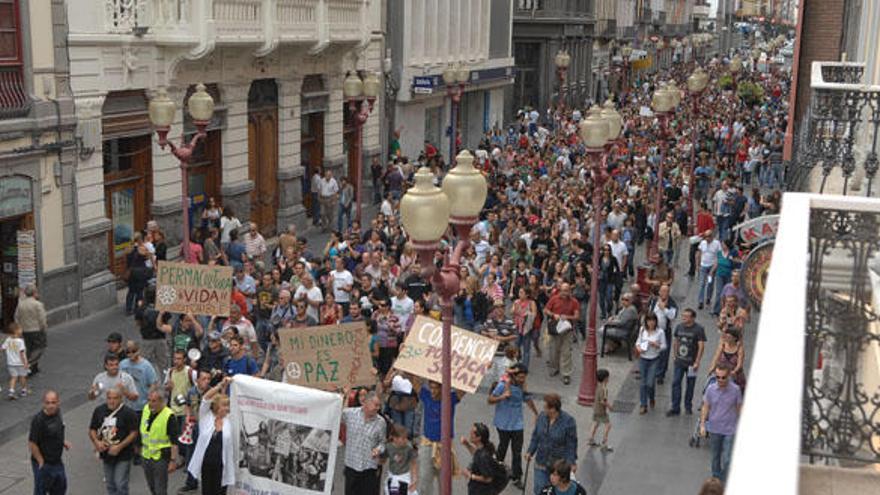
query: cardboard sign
393 316 499 393
155 261 233 317
734 214 780 244
278 322 374 389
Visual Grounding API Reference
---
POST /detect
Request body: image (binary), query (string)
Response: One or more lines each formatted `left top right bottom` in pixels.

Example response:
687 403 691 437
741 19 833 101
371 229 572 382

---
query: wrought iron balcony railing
787 61 880 197
0 66 32 119
727 193 880 495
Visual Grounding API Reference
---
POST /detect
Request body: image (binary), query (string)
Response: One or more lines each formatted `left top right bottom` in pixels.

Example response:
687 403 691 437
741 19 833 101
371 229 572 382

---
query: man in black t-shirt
89 387 139 495
402 264 429 302
28 390 69 494
667 308 707 416
135 298 170 377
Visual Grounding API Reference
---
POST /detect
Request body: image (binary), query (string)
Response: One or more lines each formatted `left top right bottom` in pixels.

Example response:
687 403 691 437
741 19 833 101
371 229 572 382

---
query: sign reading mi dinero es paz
393 316 499 393
155 261 233 317
278 322 374 389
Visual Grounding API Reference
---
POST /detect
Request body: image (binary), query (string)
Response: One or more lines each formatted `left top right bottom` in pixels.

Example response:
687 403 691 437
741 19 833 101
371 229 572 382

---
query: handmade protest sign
393 315 499 393
230 375 341 495
155 261 233 316
277 322 374 389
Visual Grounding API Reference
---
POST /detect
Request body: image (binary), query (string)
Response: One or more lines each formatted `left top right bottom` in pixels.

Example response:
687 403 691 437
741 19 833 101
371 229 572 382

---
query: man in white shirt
606 202 628 231
391 283 414 327
294 275 324 322
330 257 354 313
607 229 629 303
243 222 267 263
697 230 722 310
319 170 339 231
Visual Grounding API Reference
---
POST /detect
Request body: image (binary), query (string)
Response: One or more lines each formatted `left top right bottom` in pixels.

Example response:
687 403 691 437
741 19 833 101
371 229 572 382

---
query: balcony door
247 79 279 236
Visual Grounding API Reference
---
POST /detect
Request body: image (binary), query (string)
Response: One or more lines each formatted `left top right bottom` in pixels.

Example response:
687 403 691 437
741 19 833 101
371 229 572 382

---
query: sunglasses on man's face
715 374 729 381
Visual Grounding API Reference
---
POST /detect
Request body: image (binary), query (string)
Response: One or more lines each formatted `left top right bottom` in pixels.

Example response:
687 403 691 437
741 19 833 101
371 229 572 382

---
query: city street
0 244 755 494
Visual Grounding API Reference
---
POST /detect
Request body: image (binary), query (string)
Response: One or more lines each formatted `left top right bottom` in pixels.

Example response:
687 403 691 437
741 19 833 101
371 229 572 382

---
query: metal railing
0 66 31 119
727 193 880 495
788 62 880 197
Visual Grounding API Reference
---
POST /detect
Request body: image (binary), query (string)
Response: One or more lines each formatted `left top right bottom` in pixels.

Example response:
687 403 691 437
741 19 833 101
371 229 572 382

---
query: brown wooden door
103 133 152 276
301 112 324 214
248 109 278 236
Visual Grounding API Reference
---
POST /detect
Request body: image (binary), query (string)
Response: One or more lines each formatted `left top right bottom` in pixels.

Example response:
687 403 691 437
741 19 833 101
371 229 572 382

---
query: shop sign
0 176 32 220
413 76 435 95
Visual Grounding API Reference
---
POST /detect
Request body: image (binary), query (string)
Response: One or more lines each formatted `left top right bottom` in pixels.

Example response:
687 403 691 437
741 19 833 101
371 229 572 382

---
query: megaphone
187 348 201 362
178 415 196 445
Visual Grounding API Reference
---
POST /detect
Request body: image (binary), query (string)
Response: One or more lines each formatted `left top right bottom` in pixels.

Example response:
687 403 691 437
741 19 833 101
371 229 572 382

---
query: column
323 72 345 176
149 86 186 249
218 82 254 223
276 76 308 231
74 93 116 314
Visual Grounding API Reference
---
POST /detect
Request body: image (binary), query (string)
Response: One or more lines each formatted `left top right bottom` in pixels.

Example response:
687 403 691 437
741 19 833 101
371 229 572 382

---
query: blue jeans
256 319 273 352
532 465 549 495
103 460 131 495
124 286 143 314
31 460 67 495
337 202 352 232
662 248 674 265
518 333 533 370
599 281 613 319
713 273 732 315
656 326 672 381
639 357 659 407
709 432 735 481
670 362 697 413
697 265 714 305
717 215 731 242
385 407 417 440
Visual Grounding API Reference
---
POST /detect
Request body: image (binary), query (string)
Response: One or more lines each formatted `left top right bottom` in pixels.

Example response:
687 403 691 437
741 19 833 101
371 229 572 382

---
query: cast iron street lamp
343 71 380 225
399 150 487 495
576 102 622 405
148 83 215 262
648 81 678 262
554 48 571 110
442 65 470 164
686 67 710 235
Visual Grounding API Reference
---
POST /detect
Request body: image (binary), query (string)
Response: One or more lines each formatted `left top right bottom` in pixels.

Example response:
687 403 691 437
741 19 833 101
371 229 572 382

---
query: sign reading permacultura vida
155 261 233 317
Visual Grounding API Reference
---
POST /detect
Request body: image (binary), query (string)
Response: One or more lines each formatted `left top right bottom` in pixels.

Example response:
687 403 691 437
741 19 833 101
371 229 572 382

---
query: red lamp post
148 84 215 262
576 103 621 405
686 67 710 235
621 44 633 103
725 56 743 152
554 48 571 111
399 150 487 495
648 82 678 262
443 65 470 165
343 71 380 225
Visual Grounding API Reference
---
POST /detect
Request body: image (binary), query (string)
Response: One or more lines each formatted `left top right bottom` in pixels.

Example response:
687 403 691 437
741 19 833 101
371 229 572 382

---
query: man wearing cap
488 363 538 489
198 331 228 375
697 229 722 310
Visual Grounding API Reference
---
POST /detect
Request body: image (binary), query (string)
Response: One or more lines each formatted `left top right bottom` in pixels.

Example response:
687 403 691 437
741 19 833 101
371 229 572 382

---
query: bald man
29 390 70 494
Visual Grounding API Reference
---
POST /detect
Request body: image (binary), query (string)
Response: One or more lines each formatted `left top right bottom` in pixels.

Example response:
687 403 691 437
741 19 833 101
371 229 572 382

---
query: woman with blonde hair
188 377 236 494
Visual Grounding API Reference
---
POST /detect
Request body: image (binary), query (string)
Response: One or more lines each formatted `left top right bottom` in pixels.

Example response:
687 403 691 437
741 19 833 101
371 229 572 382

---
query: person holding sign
187 376 235 495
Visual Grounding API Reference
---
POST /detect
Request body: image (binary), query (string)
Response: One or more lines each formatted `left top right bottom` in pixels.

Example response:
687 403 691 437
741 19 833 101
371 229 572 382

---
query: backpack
488 456 510 494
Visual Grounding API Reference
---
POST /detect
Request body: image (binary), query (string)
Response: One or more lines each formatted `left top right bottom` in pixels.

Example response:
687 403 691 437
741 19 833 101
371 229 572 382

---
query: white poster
230 375 342 495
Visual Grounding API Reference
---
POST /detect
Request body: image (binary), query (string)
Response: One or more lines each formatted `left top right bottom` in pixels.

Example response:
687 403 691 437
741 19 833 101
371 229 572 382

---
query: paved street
0 235 755 494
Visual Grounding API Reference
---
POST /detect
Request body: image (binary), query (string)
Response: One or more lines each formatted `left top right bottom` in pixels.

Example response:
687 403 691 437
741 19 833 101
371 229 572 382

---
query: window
0 0 28 118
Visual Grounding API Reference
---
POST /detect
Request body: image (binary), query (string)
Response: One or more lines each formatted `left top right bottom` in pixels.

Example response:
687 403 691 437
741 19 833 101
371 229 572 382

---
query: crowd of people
13 41 792 495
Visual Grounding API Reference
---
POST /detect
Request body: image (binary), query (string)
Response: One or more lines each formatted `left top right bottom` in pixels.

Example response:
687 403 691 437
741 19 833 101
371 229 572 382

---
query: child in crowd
588 368 613 452
382 424 418 495
2 323 28 399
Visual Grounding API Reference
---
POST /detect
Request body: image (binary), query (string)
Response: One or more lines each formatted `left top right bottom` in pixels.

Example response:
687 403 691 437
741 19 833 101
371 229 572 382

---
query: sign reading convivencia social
155 261 233 317
393 316 499 393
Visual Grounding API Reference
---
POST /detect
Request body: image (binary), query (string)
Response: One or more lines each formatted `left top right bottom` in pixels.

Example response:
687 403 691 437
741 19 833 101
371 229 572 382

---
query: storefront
101 90 153 276
301 75 328 219
0 175 36 328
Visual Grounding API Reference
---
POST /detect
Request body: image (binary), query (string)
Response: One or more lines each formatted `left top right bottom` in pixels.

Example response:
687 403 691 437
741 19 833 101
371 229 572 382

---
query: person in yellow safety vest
140 389 180 495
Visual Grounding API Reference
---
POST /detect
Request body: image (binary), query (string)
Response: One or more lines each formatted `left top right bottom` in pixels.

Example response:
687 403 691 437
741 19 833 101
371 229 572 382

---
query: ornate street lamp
399 150 486 495
554 48 571 110
576 104 619 405
343 70 379 225
620 44 633 101
443 65 470 164
648 83 676 262
148 83 215 262
686 67 710 235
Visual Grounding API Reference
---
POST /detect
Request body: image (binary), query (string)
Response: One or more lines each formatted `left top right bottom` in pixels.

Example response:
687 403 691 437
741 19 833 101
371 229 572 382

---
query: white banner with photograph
230 375 342 495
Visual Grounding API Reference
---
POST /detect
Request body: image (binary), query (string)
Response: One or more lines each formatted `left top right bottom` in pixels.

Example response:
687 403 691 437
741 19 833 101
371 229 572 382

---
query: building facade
0 0 80 325
511 0 594 116
66 0 383 315
386 0 514 160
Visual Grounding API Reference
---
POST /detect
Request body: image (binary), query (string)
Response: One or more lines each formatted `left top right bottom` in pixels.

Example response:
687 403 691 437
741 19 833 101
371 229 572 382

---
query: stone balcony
73 0 368 57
